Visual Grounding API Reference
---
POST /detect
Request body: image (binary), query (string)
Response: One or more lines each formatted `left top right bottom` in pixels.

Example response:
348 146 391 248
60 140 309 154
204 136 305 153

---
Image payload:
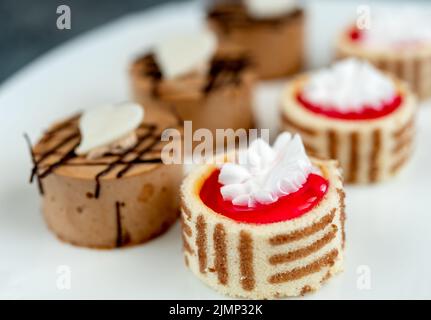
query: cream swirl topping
301 58 396 113
360 8 431 49
218 132 317 207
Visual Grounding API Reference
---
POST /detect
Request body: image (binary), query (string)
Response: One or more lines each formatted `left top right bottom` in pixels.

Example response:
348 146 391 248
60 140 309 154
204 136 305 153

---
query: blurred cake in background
281 59 417 184
180 133 345 298
207 0 304 79
130 29 255 145
336 8 431 100
27 102 183 248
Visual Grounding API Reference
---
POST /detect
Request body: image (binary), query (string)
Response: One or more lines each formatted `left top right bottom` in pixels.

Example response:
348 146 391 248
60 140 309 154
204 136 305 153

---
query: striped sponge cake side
280 76 417 184
180 159 345 299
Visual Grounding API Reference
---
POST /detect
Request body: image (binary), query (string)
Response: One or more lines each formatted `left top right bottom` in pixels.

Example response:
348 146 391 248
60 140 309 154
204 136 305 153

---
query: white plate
1 0 430 299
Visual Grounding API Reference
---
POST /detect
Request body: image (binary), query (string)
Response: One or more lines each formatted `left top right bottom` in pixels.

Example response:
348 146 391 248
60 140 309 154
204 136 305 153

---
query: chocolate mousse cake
281 59 417 184
207 0 304 79
130 30 255 142
180 133 345 298
336 9 431 100
26 102 183 248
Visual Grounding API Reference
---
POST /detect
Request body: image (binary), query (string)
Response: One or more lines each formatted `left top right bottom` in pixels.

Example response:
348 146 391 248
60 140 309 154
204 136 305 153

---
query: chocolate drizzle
24 133 44 194
40 114 80 143
31 132 80 181
139 54 162 96
139 54 162 80
116 134 162 179
93 130 155 198
57 158 162 166
26 114 177 199
115 201 125 247
204 56 250 93
136 53 250 96
39 141 80 179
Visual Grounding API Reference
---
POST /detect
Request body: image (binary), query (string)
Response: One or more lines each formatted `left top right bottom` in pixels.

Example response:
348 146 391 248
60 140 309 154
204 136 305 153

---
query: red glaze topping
348 26 363 42
347 25 425 50
199 169 329 224
297 92 402 121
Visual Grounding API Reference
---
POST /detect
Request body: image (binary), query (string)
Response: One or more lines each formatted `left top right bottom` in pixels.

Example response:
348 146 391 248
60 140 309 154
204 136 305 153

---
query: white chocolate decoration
154 29 217 79
244 0 298 19
218 132 317 207
76 102 144 157
302 58 396 113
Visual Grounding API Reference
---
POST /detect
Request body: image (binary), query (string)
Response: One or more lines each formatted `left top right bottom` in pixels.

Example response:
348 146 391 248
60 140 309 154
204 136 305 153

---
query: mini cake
207 0 304 79
336 9 431 100
26 102 183 248
281 59 417 184
180 133 345 298
130 30 255 140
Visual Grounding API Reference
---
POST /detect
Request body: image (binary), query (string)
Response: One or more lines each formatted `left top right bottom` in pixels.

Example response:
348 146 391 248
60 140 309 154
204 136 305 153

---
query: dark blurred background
0 0 188 84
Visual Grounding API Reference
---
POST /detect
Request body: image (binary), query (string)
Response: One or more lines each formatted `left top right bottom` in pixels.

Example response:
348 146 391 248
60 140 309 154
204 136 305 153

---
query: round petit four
180 133 345 298
207 0 304 79
130 30 255 141
27 102 183 248
281 59 417 184
336 9 431 100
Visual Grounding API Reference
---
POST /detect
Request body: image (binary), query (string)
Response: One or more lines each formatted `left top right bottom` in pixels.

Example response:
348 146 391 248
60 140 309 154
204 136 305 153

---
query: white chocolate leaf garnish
154 29 217 79
219 132 317 207
76 102 144 156
244 0 298 19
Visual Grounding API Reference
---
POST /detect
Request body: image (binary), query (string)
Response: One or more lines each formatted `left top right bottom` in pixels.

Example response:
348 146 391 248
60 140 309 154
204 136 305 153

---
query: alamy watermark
356 5 371 30
56 5 71 30
356 265 372 290
160 121 270 165
56 265 71 290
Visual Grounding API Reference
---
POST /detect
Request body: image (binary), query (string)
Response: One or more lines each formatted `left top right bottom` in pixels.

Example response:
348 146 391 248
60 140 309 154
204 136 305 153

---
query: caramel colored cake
27 104 183 248
180 134 345 298
130 49 255 138
281 59 417 184
207 1 304 79
336 10 431 100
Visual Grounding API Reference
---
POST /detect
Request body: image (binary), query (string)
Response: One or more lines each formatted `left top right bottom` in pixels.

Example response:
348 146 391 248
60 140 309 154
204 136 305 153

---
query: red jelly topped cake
297 91 402 121
200 169 328 224
200 134 329 224
345 10 431 50
296 59 403 121
180 133 346 299
336 9 431 100
281 58 417 184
